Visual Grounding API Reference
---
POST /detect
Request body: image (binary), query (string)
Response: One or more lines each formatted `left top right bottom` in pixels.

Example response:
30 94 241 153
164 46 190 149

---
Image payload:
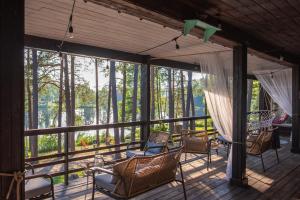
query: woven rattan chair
91 147 186 200
182 130 211 170
24 162 55 200
126 131 170 158
246 128 279 171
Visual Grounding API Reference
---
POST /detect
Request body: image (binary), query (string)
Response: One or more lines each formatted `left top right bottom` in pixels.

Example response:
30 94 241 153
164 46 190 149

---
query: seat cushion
25 177 52 199
126 150 154 158
146 142 163 154
95 174 116 192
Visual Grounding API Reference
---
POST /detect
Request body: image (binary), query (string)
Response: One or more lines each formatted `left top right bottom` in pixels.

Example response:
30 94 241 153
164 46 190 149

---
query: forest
24 48 260 158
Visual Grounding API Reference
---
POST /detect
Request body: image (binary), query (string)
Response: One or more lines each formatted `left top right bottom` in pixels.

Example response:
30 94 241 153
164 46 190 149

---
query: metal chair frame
25 162 55 200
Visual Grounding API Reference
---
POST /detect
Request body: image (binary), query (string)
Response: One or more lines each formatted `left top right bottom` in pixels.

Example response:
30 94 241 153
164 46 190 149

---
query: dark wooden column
231 44 248 186
0 0 25 199
292 65 300 153
140 58 151 148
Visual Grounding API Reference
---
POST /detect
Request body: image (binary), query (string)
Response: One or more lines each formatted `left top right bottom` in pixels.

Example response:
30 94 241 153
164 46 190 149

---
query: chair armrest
90 167 114 176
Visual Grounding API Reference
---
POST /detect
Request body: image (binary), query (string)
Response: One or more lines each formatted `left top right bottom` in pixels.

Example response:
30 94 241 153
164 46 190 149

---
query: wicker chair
182 130 211 170
24 162 55 200
126 132 170 158
246 129 279 171
91 147 186 200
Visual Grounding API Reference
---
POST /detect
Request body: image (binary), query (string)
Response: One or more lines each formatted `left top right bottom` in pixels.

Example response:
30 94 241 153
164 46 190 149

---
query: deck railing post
292 65 300 153
231 44 248 186
140 56 151 149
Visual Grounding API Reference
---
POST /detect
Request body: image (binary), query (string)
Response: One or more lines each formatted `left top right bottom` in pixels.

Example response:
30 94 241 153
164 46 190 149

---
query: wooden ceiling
25 0 289 73
100 0 300 64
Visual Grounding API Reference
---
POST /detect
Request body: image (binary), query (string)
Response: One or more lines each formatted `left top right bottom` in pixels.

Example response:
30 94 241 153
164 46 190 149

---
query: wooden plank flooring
53 137 300 200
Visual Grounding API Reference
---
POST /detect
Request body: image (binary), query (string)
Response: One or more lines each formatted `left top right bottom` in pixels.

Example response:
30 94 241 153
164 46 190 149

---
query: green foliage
38 135 58 153
250 80 260 111
76 133 96 146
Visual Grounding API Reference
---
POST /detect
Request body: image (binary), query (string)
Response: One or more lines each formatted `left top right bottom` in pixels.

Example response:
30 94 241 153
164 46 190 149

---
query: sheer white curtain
254 69 292 116
199 52 233 179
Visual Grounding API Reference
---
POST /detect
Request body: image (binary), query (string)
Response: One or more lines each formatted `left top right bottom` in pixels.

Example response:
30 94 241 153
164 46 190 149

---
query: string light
68 15 74 38
174 38 180 50
279 55 284 61
58 0 76 53
106 59 109 69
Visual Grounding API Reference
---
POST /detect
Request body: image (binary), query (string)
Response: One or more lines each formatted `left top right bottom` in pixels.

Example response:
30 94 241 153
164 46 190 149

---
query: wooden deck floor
53 137 300 200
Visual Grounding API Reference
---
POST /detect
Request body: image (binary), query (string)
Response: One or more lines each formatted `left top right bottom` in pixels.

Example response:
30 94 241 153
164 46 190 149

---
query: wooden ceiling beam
24 34 200 71
87 0 300 65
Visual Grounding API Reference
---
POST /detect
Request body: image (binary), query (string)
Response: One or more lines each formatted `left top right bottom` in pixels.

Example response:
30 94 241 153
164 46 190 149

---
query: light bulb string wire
58 0 76 52
254 67 289 76
136 34 183 54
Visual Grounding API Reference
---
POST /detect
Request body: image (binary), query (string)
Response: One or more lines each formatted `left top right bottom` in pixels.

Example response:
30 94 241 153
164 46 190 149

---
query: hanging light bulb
279 55 284 61
106 60 109 69
175 38 180 50
68 25 74 38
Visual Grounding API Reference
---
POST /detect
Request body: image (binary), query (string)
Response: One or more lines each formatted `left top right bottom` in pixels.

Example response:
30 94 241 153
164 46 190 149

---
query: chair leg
50 179 55 200
275 148 279 163
51 185 55 200
216 149 218 156
179 162 187 200
92 177 96 200
185 153 187 162
207 153 209 170
260 153 266 172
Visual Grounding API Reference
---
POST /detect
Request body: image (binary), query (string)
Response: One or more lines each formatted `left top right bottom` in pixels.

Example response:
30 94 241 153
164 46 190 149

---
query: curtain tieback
0 171 25 200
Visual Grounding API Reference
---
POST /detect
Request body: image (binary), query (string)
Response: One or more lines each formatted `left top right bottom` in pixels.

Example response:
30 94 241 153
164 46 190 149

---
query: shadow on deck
53 137 300 200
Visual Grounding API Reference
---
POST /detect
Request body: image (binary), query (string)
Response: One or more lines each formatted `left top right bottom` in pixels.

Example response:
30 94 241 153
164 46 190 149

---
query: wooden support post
0 0 25 199
292 65 300 153
231 44 248 186
140 58 150 148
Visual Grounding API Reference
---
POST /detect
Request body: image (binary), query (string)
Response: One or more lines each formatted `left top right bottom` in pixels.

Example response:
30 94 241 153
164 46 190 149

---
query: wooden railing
24 116 214 184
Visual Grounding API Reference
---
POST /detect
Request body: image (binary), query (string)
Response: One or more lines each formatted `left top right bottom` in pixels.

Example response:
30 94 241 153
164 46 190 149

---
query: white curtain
254 69 292 116
199 52 233 180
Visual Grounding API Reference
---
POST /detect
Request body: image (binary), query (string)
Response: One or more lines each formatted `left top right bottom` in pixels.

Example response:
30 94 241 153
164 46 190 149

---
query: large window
24 48 142 159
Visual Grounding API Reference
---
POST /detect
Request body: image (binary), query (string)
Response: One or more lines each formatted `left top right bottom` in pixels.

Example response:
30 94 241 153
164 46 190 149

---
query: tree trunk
57 58 63 153
247 79 253 112
31 49 39 157
95 59 100 146
110 61 120 158
150 66 155 120
156 68 160 119
106 66 112 145
131 64 138 141
26 49 33 129
69 56 76 151
120 64 127 142
26 49 32 158
190 88 195 130
180 71 186 128
168 68 174 133
185 71 192 129
63 54 72 152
